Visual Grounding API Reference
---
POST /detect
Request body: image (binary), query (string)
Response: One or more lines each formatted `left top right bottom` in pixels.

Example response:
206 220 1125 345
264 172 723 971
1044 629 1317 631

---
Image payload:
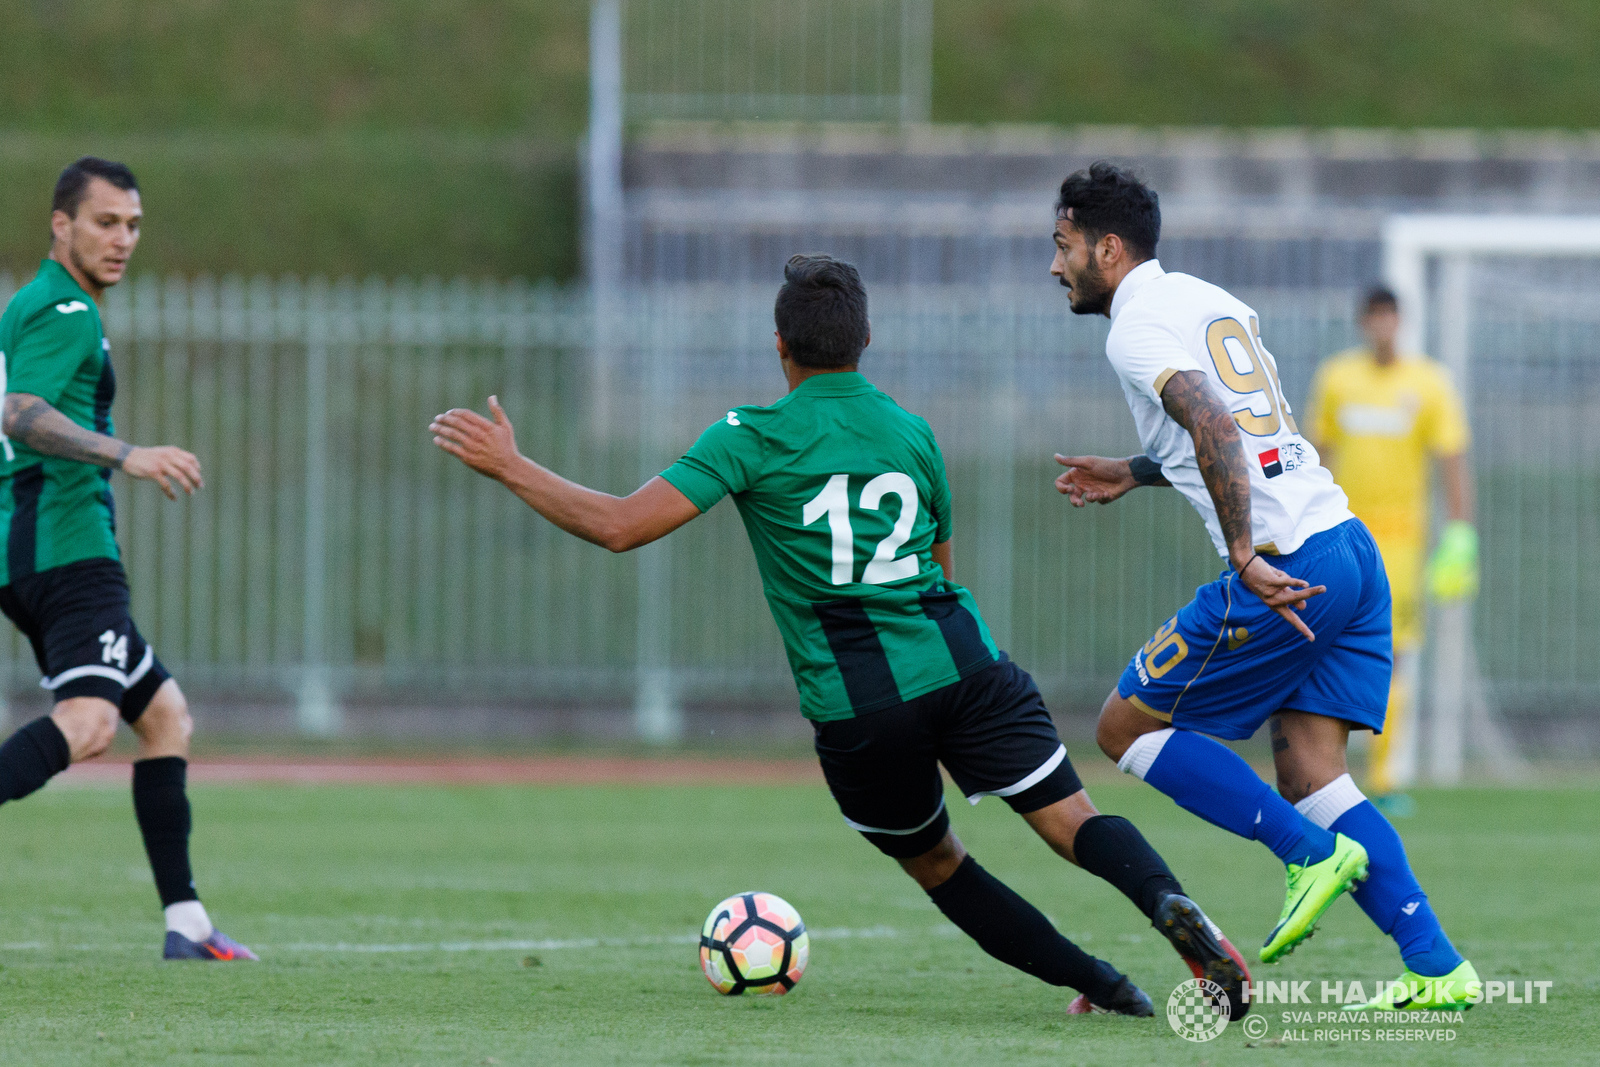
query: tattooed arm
1159 370 1325 640
1159 371 1256 563
3 393 203 500
5 393 132 468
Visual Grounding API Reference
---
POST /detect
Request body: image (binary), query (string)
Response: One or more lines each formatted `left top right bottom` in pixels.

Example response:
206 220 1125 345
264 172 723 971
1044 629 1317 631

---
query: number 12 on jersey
802 473 921 586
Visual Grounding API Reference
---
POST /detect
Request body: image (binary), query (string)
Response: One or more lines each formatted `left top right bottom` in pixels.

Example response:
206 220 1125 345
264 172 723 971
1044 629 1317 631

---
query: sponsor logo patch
1258 441 1309 479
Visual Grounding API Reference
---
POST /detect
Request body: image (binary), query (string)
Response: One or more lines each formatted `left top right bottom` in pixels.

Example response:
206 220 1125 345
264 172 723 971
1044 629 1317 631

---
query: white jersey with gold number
1105 260 1352 558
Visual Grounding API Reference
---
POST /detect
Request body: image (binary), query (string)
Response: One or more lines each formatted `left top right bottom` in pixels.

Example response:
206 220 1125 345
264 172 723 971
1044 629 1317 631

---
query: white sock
1292 772 1367 831
165 900 214 942
1117 727 1175 780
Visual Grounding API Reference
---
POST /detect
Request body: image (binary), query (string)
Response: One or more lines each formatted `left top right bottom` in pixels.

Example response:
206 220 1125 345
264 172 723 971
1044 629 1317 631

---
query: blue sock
1329 800 1464 977
1138 729 1335 867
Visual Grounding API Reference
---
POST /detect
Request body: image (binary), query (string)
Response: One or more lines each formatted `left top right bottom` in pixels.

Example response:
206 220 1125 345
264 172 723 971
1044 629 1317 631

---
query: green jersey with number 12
660 370 999 722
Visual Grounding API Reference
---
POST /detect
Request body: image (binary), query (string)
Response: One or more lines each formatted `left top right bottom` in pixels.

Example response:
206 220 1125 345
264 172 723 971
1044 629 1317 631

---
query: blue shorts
1117 518 1393 740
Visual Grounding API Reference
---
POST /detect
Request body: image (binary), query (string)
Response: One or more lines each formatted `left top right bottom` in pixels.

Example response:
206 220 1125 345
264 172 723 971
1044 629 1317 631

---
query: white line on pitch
0 925 949 955
274 925 912 954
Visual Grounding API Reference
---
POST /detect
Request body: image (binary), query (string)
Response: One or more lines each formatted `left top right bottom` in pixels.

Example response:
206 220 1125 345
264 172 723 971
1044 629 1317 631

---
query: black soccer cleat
1153 892 1251 1020
1067 976 1155 1017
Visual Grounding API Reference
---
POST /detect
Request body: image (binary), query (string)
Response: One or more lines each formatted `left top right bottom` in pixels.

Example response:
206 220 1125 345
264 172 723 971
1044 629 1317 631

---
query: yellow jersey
1305 349 1469 548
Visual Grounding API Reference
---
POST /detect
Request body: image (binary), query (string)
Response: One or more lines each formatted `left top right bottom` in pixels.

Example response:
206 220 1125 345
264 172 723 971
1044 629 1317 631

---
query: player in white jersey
1047 164 1477 1010
1098 263 1353 561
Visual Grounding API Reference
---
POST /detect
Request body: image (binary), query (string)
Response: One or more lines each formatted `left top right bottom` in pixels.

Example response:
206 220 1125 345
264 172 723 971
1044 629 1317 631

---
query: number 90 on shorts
1140 616 1190 681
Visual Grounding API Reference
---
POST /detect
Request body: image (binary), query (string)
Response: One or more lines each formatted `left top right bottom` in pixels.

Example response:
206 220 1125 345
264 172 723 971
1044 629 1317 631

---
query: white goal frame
1382 214 1600 782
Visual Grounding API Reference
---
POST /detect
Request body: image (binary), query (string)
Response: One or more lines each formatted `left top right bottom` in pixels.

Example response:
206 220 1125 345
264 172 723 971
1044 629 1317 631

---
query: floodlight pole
590 0 683 742
898 0 933 123
299 279 341 735
588 0 624 295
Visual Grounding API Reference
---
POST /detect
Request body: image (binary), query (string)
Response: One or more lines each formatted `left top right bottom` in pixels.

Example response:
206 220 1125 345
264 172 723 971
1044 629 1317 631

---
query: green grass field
0 772 1593 1065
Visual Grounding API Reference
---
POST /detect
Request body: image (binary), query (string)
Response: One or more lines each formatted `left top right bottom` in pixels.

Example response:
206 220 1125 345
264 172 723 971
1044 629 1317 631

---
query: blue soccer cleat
163 929 258 961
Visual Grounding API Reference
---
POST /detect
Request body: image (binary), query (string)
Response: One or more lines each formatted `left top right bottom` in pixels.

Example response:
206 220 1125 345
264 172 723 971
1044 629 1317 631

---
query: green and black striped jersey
661 371 1000 722
0 259 120 585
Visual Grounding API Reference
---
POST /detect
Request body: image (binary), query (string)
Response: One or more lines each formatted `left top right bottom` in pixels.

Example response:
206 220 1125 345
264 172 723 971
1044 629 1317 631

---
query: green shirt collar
791 370 874 397
38 257 90 298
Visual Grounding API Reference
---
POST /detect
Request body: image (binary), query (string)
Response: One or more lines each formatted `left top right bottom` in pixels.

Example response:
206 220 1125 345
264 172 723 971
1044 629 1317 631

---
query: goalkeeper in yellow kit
1306 287 1476 812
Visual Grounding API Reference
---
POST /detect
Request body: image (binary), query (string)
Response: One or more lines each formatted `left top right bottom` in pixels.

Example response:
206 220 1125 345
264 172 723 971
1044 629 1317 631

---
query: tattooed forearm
3 394 134 469
1160 371 1254 563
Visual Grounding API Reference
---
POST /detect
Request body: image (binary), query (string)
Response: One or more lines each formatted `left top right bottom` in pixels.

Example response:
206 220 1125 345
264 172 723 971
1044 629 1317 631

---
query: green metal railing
0 275 1592 726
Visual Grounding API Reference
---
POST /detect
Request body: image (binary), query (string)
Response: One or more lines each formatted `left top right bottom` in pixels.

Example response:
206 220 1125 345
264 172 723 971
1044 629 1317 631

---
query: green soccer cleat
1259 833 1368 964
1342 960 1480 1012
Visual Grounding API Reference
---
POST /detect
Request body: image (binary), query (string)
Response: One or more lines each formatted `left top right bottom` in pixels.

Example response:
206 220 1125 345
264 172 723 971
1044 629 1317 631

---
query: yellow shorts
1375 537 1424 653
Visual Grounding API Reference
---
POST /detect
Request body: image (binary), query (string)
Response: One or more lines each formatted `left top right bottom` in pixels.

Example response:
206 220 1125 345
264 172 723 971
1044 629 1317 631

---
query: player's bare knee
82 715 116 759
1022 789 1100 864
1272 742 1346 804
51 699 119 762
1271 711 1349 803
132 680 192 750
899 833 967 891
1095 717 1126 761
1096 693 1154 762
143 700 192 746
1276 757 1347 805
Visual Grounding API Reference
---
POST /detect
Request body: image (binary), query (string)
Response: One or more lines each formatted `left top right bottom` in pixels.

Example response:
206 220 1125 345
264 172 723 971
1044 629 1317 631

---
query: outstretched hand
123 446 203 500
1054 454 1137 506
1238 555 1326 642
430 396 520 480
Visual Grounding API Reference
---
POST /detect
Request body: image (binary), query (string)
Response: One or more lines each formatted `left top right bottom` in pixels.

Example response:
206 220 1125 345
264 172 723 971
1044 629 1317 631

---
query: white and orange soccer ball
698 891 809 996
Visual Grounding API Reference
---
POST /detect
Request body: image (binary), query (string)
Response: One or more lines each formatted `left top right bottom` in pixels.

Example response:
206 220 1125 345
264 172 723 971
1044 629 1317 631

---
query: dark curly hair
1055 162 1160 262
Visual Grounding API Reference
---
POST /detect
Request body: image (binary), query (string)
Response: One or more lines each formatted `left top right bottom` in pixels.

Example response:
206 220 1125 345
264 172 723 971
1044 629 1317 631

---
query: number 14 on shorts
99 628 129 670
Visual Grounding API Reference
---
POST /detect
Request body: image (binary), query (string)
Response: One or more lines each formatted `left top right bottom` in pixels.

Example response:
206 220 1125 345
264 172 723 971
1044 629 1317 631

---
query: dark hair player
430 253 1252 1019
1052 163 1477 1010
0 157 254 960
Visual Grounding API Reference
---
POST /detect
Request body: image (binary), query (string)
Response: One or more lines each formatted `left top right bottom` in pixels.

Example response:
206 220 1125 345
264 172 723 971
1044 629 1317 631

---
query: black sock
1073 814 1185 920
0 716 72 804
927 855 1121 999
132 756 199 907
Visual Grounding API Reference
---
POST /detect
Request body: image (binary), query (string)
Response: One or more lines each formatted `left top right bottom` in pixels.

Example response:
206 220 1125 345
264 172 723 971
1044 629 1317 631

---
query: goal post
1382 214 1600 783
1383 215 1600 357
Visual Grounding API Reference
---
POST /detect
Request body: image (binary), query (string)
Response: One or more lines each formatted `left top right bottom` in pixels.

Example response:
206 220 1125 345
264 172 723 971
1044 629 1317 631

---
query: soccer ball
698 891 809 996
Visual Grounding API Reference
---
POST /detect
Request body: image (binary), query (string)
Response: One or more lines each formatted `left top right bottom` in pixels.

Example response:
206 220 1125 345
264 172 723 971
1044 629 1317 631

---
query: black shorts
0 557 171 723
812 659 1083 859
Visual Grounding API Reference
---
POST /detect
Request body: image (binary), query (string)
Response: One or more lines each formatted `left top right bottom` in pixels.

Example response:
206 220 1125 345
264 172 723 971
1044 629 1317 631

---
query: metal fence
0 272 1592 728
622 0 932 123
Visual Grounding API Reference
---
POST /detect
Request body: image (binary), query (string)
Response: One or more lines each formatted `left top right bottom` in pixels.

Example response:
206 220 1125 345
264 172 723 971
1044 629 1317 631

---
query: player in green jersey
0 158 254 960
431 254 1254 1018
